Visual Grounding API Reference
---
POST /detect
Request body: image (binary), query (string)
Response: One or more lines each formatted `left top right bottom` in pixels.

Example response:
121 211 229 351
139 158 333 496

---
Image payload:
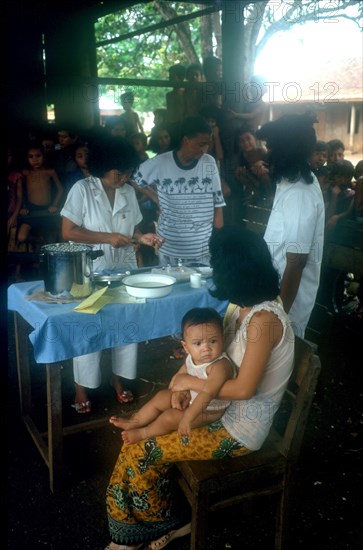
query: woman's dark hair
256 114 317 184
209 226 280 307
88 136 140 177
181 307 223 338
180 116 212 139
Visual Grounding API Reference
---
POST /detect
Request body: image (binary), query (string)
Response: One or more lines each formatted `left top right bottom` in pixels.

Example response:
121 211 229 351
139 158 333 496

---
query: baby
109 307 235 444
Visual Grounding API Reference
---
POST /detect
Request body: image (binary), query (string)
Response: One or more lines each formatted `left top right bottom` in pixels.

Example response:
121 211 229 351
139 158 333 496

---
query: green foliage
95 2 202 113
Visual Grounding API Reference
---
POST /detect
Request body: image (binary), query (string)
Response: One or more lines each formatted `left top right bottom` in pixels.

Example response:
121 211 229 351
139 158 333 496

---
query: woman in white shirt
258 114 325 338
61 136 163 413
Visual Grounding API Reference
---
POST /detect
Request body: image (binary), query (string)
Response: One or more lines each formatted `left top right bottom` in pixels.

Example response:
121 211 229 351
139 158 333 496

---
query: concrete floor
6 272 363 550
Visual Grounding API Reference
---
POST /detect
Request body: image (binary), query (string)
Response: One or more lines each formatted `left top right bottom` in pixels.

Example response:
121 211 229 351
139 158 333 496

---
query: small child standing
17 144 63 247
109 307 235 444
120 91 144 138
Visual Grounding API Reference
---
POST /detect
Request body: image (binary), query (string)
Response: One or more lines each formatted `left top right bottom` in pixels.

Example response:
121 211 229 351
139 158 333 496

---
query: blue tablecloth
8 281 228 364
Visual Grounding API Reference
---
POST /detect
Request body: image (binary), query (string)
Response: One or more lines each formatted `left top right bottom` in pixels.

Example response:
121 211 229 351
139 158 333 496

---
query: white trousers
73 343 138 389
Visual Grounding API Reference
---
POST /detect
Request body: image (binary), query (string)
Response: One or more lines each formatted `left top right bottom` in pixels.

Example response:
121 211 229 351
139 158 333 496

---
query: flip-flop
117 390 134 404
146 523 191 549
104 542 143 550
71 400 91 414
173 346 186 360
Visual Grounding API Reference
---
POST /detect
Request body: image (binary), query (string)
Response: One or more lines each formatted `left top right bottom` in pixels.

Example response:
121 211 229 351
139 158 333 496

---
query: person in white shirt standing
258 114 325 338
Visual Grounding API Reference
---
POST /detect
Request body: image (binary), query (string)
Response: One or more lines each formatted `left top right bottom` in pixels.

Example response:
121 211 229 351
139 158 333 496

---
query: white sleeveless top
222 300 294 450
186 352 235 412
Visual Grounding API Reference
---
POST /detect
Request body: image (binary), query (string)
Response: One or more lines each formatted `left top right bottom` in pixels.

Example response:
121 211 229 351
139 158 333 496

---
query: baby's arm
170 364 191 411
177 358 233 437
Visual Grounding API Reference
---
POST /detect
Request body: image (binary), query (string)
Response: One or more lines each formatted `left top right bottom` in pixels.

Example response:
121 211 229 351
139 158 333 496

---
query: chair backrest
276 337 321 462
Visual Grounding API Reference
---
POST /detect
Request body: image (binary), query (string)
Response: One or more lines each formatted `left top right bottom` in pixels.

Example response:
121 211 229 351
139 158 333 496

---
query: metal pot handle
89 250 104 260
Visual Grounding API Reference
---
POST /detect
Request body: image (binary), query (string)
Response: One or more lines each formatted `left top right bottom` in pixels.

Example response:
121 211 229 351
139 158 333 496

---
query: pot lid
41 243 92 253
93 272 128 282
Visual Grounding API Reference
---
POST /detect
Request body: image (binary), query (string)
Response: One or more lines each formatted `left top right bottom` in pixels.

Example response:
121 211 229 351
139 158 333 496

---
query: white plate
122 273 176 298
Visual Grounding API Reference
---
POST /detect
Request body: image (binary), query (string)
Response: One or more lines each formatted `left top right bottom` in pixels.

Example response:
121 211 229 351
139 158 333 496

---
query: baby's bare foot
109 416 134 429
122 427 147 445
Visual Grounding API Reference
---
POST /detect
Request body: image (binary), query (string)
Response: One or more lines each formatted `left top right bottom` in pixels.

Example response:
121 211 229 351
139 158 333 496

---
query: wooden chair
175 337 321 550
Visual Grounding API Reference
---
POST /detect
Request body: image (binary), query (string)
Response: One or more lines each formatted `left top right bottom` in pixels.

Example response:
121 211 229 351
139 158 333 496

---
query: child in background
184 62 203 117
148 125 173 155
54 125 79 185
165 63 186 139
109 307 235 444
153 108 168 127
130 132 149 163
310 140 328 175
120 91 144 138
63 142 90 198
327 139 345 179
326 159 355 232
104 116 127 138
17 144 63 248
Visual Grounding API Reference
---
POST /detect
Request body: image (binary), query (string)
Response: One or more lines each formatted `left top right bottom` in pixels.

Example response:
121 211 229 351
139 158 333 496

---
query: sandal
173 346 186 360
146 523 191 549
117 390 134 404
104 543 143 550
71 400 91 414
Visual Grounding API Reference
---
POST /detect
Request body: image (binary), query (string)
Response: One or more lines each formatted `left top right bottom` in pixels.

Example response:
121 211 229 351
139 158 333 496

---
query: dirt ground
6 264 363 550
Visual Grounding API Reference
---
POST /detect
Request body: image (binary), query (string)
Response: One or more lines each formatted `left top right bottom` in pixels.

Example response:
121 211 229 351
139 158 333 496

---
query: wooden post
221 0 245 112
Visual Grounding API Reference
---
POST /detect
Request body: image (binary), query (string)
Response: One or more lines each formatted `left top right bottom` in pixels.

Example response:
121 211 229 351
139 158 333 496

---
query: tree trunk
201 13 213 58
153 1 199 64
213 11 222 59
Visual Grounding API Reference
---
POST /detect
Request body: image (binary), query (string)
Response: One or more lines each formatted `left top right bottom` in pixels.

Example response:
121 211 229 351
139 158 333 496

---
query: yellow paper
74 295 113 314
74 286 111 314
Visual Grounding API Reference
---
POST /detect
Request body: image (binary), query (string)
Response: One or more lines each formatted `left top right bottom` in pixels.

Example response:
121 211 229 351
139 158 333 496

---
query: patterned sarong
106 420 251 545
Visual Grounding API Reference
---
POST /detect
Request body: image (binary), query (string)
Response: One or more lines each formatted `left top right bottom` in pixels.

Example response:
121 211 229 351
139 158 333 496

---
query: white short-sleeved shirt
263 175 325 336
61 176 142 272
134 150 225 259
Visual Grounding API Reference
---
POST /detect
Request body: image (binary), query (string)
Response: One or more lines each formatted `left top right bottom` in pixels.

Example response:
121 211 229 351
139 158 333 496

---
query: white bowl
122 273 176 298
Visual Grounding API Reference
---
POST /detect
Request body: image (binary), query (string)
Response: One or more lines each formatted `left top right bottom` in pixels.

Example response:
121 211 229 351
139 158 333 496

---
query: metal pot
40 243 104 298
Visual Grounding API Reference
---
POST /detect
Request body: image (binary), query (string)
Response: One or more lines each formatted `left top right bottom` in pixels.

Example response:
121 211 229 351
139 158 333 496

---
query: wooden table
9 279 227 491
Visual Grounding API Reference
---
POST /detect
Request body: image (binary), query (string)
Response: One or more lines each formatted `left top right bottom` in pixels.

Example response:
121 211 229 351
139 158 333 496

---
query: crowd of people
6 57 363 550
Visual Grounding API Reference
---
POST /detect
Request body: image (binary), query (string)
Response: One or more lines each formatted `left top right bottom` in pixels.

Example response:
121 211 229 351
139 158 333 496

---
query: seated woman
104 225 294 550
